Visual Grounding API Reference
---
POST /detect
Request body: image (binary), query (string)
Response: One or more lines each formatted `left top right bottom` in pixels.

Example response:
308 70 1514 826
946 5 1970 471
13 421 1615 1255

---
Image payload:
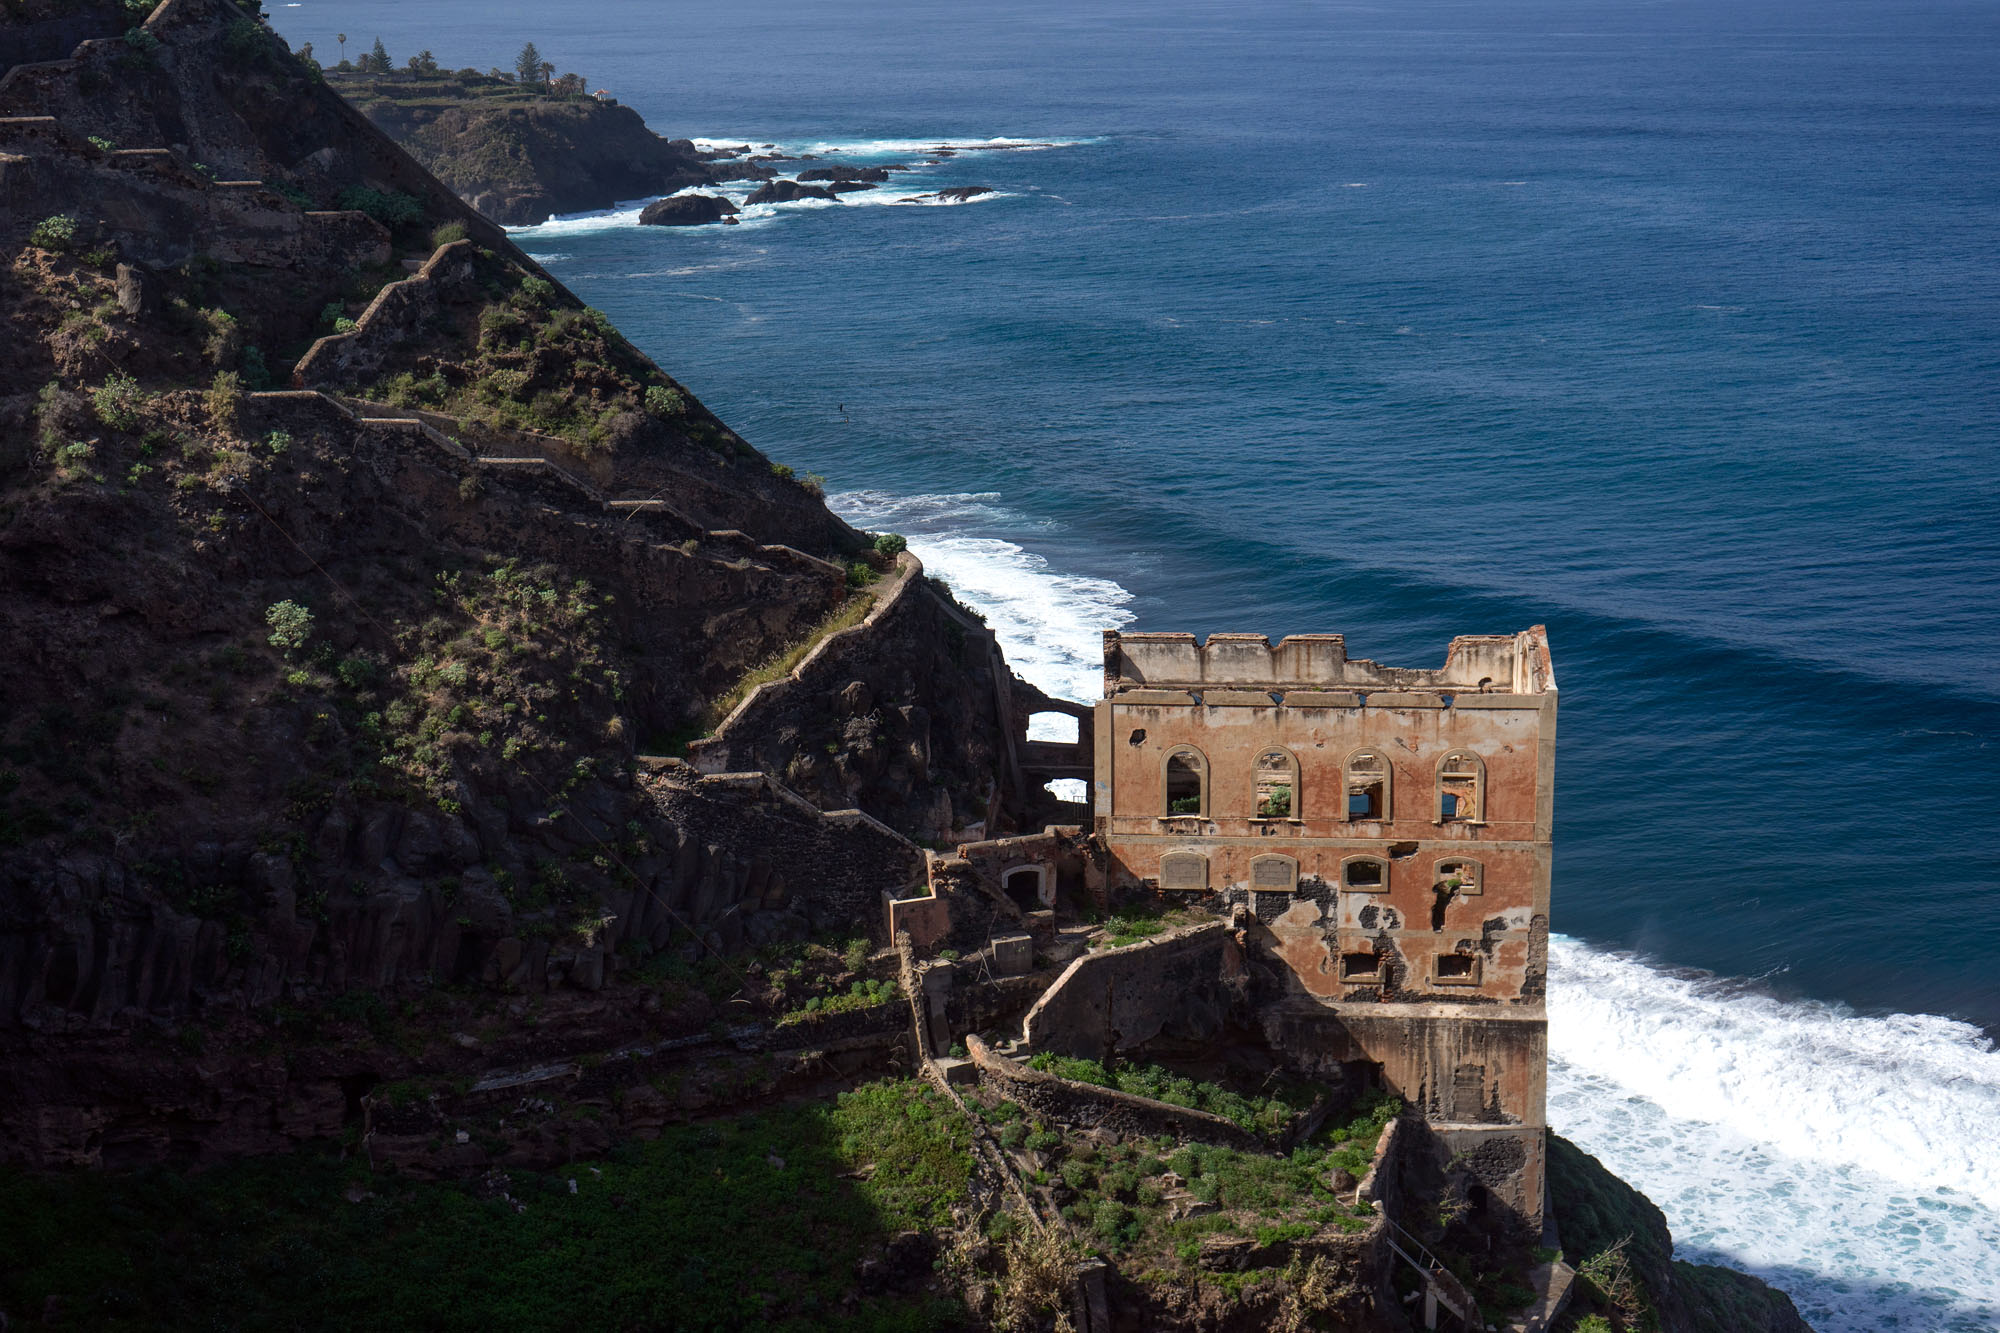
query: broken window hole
1341 952 1382 980
1341 856 1388 891
1345 749 1390 821
1127 728 1147 747
1254 747 1298 819
1164 746 1206 816
1437 749 1485 823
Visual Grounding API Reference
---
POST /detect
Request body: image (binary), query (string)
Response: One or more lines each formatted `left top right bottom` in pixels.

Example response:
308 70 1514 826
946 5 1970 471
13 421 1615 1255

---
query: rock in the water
638 194 740 227
826 181 879 194
744 179 843 205
796 165 891 183
901 186 995 204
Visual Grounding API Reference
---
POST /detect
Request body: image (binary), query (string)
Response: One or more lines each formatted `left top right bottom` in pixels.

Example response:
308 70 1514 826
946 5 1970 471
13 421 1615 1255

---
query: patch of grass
0 1080 968 1332
337 186 424 229
1023 1054 1318 1134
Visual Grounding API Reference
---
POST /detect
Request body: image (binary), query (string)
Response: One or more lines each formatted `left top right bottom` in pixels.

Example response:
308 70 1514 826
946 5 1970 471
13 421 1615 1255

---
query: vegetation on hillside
0 1080 971 1332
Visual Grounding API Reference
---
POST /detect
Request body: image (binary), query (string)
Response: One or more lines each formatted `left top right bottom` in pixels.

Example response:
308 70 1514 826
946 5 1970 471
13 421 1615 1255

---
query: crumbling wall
1021 922 1240 1061
690 555 1015 843
293 239 479 387
965 1034 1261 1148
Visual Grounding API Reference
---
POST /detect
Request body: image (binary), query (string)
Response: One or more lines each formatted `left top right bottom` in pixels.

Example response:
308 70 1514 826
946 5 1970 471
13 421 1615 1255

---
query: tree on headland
335 32 346 62
406 49 439 75
514 41 543 86
362 37 390 74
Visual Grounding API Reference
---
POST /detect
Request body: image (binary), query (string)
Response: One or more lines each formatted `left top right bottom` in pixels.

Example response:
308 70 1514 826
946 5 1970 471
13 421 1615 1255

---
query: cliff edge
327 66 720 226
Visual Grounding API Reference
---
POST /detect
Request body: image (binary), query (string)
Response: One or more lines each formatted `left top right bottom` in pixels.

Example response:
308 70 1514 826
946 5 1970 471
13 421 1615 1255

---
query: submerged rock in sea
639 194 741 226
901 186 995 204
744 179 844 205
797 165 892 183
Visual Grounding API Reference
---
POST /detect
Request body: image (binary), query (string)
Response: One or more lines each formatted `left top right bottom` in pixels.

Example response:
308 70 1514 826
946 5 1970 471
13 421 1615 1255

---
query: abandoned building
899 626 1557 1237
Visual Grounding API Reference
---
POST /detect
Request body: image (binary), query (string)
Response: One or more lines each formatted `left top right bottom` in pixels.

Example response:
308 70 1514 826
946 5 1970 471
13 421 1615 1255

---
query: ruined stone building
911 626 1557 1232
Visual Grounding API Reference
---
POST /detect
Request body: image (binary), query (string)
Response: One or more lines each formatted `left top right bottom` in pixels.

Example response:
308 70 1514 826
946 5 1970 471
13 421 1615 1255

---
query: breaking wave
508 132 1070 239
829 489 1133 711
1548 935 2000 1333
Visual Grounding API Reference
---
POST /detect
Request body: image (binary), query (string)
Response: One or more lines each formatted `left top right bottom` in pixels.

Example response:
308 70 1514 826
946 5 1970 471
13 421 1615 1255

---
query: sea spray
1548 935 2000 1332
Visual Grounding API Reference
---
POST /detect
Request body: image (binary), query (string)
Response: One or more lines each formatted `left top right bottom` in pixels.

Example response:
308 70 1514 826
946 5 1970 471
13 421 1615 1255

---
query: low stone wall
293 239 479 387
1021 919 1239 1061
689 549 923 770
965 1035 1260 1148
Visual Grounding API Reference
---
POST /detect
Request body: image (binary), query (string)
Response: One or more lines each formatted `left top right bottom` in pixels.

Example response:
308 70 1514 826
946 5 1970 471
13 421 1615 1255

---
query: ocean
276 0 2000 1326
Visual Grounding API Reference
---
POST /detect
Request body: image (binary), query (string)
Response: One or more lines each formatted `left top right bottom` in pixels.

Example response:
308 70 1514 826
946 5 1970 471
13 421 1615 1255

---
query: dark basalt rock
638 193 740 226
901 186 995 204
825 181 878 194
796 165 891 183
744 179 843 205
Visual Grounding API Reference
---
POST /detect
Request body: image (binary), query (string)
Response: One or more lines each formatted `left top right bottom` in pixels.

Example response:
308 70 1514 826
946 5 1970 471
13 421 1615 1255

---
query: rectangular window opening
1344 861 1384 889
1341 952 1381 979
1436 954 1476 979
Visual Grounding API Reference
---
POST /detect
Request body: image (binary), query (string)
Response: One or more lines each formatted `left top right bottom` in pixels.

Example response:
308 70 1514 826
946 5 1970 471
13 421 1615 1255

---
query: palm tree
336 33 346 63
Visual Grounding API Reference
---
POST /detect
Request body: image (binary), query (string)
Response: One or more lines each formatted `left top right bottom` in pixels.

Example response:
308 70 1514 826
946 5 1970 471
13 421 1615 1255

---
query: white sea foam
829 489 1132 710
508 132 1065 238
1549 935 2000 1332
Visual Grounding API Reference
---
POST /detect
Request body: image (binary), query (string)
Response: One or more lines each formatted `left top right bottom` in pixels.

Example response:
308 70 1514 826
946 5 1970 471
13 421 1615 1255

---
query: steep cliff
329 69 719 226
0 0 1019 1164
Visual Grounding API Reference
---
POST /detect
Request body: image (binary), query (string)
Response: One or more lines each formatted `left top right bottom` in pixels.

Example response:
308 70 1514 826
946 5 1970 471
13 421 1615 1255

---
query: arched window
1345 750 1391 821
1340 855 1389 892
1002 865 1049 910
1163 746 1207 816
1436 750 1486 823
1253 747 1299 819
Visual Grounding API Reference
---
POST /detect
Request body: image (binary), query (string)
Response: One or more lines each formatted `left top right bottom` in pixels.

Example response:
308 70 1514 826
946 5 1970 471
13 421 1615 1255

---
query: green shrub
204 370 242 425
770 462 794 480
429 220 468 249
802 472 826 498
1573 1318 1614 1333
222 17 269 65
28 215 76 252
272 181 312 208
265 600 313 653
873 532 907 558
644 384 685 419
121 26 161 60
87 135 117 153
264 429 291 455
336 186 423 229
516 275 556 307
241 345 270 390
201 308 240 365
90 372 146 432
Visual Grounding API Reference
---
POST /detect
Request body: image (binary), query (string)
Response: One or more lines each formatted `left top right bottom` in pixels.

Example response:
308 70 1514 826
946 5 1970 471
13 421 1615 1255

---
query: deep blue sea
279 1 2000 1325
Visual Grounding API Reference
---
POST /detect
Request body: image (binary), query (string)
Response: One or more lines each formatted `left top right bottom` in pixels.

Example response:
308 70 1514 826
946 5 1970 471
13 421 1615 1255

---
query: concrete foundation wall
1021 922 1241 1062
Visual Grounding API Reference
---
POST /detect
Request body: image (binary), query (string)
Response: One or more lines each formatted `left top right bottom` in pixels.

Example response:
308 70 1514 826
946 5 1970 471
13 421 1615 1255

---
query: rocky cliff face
0 0 1020 1165
329 69 720 226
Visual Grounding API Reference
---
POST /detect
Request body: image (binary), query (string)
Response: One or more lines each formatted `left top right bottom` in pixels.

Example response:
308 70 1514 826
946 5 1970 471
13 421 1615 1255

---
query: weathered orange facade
1091 628 1556 1229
